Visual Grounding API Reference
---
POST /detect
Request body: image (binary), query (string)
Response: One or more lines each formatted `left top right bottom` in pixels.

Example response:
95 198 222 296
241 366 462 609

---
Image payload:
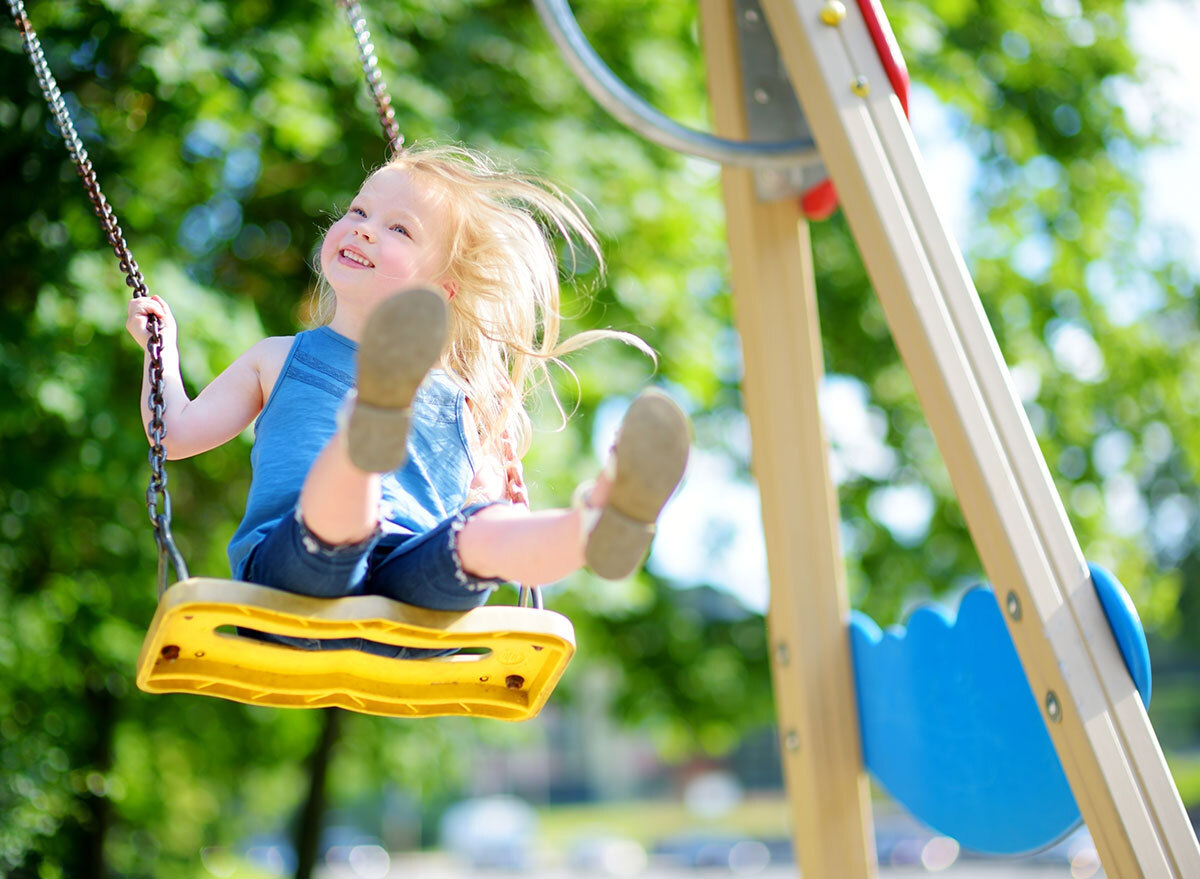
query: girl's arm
126 296 273 460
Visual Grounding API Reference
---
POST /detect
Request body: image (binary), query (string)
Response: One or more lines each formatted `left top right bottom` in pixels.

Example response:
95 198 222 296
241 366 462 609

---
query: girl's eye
390 225 410 237
350 207 366 217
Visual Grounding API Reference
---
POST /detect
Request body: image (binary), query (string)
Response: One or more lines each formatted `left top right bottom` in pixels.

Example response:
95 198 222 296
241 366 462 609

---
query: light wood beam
699 2 877 877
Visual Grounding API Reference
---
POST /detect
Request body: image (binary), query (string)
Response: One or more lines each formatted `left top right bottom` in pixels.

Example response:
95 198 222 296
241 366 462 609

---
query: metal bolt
851 76 870 98
784 729 800 751
820 1 847 26
753 86 770 104
1045 691 1062 723
160 645 180 661
775 642 790 666
506 675 525 690
744 7 760 24
1005 591 1022 621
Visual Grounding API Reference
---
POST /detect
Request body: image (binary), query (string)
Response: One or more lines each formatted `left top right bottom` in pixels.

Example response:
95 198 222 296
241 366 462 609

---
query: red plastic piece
800 180 839 221
799 0 911 221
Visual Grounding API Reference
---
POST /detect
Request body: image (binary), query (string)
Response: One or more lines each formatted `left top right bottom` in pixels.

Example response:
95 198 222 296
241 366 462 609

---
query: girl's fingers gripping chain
125 295 177 351
505 461 528 508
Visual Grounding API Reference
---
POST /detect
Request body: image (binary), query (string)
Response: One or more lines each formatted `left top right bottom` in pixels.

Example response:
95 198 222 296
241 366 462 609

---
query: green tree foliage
2 0 1197 873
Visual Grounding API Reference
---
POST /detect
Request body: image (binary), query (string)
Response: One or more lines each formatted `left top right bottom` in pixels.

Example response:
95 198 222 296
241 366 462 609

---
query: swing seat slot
136 579 575 721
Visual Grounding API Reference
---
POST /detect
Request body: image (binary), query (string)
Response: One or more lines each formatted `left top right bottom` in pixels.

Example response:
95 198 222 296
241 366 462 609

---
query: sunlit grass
534 793 791 848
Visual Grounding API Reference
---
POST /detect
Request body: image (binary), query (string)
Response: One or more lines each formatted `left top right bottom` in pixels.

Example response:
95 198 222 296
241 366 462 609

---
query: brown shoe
346 286 448 472
582 389 690 579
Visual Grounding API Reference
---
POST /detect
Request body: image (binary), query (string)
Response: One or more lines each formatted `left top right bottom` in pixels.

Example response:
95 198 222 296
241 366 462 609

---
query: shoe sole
585 389 690 579
347 286 448 472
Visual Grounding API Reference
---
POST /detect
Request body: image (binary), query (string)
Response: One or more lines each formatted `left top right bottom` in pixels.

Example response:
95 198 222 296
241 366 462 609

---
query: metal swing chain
8 0 188 594
338 0 403 152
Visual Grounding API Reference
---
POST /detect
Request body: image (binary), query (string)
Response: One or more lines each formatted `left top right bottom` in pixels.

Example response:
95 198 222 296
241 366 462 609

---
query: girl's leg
367 504 587 607
455 504 587 585
298 433 381 545
459 388 690 584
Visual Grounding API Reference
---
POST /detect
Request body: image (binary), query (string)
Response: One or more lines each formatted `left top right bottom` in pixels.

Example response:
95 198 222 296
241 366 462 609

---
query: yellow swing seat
136 578 575 721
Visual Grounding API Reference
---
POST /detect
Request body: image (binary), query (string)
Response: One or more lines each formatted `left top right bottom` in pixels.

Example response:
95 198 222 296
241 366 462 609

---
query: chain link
9 0 187 590
338 0 403 152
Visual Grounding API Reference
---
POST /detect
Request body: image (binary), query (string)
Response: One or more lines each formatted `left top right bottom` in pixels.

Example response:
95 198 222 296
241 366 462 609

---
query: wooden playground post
698 2 877 877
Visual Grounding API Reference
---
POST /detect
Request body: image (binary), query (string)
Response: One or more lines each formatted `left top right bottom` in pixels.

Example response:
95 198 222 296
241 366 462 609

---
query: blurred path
317 852 1090 878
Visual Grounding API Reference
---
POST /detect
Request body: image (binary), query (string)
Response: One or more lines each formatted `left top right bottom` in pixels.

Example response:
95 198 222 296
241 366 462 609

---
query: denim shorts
239 502 507 658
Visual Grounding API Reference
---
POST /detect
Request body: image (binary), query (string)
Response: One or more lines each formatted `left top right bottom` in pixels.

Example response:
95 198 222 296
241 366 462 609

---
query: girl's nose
353 227 374 243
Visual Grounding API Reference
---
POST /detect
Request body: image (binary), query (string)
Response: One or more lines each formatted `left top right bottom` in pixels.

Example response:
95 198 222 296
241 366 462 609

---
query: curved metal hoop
531 0 818 168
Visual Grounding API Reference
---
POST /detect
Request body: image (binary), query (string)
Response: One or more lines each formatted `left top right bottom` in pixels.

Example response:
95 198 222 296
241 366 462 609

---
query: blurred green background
3 0 1200 876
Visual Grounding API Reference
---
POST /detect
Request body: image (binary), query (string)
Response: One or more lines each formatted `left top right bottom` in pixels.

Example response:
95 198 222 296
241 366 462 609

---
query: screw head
820 1 847 26
753 86 770 105
1005 591 1022 621
775 642 790 666
851 76 871 98
744 7 761 24
1045 691 1062 723
784 729 800 751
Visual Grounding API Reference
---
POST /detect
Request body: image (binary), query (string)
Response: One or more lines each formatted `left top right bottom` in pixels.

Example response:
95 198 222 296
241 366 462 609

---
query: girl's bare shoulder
250 335 296 401
251 335 295 361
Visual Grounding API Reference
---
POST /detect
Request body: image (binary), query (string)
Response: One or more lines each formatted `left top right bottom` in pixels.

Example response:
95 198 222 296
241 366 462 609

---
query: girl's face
320 167 452 305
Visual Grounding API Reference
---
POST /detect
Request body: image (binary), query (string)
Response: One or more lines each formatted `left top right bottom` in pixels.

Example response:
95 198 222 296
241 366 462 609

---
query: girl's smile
337 244 374 268
320 167 450 302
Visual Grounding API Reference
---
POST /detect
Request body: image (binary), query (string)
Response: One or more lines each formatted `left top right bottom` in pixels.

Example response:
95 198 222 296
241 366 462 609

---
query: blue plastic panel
849 567 1151 855
850 588 1078 853
850 588 1079 854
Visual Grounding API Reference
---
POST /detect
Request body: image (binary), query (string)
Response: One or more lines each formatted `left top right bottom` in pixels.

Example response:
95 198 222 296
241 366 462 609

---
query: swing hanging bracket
733 0 829 202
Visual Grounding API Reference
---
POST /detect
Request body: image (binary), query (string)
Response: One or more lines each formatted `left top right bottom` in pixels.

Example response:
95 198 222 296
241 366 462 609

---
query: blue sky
641 0 1200 614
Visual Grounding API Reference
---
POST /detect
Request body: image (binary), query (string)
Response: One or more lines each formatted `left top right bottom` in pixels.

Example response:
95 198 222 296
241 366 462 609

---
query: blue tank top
227 326 476 580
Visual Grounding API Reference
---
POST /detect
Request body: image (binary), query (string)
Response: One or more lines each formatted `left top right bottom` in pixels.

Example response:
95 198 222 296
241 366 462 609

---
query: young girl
125 144 690 655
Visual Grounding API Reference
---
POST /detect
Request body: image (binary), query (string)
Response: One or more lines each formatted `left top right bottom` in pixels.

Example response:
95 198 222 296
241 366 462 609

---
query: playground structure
537 0 1200 874
694 0 1196 875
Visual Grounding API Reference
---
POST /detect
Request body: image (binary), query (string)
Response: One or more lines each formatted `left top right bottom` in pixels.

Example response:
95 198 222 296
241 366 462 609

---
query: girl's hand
467 433 529 508
468 453 507 503
126 295 178 353
500 433 529 509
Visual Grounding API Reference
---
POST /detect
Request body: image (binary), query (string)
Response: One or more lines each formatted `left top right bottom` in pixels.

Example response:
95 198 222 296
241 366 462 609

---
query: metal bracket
734 0 829 201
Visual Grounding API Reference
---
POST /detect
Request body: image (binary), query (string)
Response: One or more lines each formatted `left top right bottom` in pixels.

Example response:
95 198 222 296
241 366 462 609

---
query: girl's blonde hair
311 142 650 458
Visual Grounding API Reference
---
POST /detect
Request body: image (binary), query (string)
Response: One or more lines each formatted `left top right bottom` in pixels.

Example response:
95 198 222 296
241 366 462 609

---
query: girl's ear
442 279 458 301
